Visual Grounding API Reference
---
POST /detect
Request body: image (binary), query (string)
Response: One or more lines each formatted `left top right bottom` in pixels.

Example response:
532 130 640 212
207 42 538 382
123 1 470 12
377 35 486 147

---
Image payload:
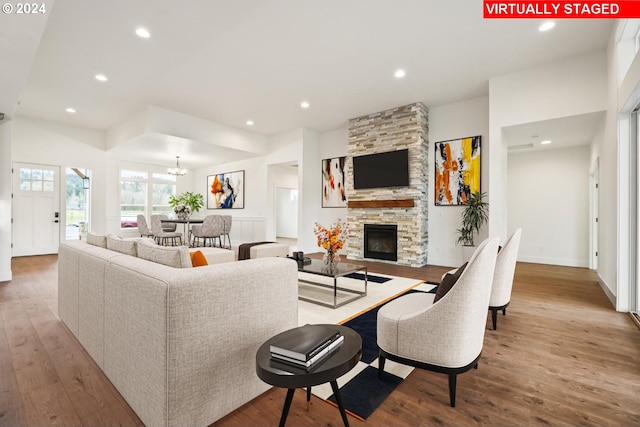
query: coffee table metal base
298 277 367 309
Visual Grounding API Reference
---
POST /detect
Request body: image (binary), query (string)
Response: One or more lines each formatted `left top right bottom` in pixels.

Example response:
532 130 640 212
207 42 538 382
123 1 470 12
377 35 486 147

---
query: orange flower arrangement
314 219 347 253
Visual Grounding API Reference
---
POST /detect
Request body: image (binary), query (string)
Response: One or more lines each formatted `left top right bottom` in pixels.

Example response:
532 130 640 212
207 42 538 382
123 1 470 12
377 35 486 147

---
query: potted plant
169 191 204 220
456 191 489 261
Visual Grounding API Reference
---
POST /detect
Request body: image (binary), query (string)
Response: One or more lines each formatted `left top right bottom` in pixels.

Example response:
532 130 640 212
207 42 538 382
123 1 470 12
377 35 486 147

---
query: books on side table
270 324 344 371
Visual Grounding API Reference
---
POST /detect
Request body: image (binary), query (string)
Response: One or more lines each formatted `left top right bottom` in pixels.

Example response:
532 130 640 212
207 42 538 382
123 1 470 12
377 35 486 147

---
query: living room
2 2 640 426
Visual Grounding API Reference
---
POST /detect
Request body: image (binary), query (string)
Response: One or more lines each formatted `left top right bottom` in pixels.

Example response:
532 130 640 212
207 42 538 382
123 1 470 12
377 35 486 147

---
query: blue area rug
325 283 439 420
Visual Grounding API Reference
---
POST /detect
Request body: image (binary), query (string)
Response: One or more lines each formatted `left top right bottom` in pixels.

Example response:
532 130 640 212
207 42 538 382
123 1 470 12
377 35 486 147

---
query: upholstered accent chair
150 214 183 246
377 237 499 407
191 215 224 247
221 215 232 249
489 228 522 330
136 214 154 239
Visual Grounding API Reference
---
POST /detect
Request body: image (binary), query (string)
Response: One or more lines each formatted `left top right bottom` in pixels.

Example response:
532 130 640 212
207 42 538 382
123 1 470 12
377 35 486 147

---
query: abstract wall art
434 136 481 206
207 170 244 209
322 156 347 207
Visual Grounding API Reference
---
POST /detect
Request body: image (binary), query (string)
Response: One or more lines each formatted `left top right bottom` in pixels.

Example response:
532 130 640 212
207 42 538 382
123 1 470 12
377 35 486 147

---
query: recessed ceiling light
95 74 108 82
539 21 555 32
540 140 552 145
394 69 406 78
65 107 76 113
300 101 310 109
135 27 150 38
246 120 254 126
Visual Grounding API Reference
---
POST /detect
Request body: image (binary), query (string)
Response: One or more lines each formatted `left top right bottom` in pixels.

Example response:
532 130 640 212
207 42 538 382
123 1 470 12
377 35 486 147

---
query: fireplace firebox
364 224 398 261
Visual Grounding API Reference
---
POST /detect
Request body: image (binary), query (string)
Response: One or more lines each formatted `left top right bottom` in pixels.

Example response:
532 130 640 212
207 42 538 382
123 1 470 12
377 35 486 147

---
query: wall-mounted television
353 149 409 190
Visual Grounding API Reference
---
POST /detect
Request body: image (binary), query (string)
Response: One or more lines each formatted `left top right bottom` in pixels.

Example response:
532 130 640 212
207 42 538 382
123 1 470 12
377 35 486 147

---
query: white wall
489 51 608 245
12 116 109 235
0 121 12 281
508 146 590 267
590 32 620 303
428 96 490 267
315 127 348 245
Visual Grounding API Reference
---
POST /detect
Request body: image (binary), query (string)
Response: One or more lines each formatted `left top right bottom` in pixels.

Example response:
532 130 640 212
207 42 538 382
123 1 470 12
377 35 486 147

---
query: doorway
590 161 599 270
276 187 298 239
65 168 91 240
12 162 60 256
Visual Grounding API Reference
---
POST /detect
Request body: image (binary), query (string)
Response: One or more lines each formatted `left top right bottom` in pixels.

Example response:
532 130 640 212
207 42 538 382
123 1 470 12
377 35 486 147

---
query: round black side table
256 324 362 427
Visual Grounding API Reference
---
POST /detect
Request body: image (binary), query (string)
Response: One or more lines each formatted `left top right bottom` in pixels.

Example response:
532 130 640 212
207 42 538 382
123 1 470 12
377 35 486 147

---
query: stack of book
270 324 344 371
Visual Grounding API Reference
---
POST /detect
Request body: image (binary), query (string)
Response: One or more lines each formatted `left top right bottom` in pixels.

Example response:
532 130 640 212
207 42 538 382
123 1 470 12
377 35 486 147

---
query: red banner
484 1 640 18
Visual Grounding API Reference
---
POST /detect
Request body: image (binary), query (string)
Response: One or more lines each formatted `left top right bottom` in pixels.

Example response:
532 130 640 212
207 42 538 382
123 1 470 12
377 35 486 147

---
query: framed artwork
434 136 481 206
207 170 244 209
322 156 347 208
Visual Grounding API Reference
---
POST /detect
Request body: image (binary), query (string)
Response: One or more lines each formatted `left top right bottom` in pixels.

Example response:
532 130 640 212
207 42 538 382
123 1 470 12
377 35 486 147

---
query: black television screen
353 149 409 190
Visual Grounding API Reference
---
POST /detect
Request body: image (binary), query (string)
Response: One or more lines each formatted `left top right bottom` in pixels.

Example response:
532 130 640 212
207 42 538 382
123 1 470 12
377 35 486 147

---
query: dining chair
137 214 154 238
191 215 224 247
150 214 183 246
221 215 232 249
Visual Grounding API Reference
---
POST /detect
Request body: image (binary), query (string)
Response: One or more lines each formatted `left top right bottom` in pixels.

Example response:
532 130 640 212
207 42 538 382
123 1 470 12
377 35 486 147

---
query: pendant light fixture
167 156 187 176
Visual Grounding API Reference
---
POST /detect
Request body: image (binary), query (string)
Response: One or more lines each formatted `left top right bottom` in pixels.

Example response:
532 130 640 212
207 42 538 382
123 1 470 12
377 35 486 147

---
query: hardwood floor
2 255 639 426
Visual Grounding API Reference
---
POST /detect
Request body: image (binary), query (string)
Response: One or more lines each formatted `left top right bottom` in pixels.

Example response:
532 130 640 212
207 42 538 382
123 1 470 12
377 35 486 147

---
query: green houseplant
456 191 489 250
169 191 204 219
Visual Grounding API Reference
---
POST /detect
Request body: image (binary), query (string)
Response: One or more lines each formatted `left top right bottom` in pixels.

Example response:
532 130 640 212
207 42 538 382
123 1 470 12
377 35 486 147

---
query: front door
12 162 60 256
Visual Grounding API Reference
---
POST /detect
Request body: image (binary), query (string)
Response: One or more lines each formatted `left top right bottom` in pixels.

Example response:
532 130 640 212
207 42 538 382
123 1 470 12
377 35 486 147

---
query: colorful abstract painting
207 170 244 209
434 136 481 206
322 156 347 207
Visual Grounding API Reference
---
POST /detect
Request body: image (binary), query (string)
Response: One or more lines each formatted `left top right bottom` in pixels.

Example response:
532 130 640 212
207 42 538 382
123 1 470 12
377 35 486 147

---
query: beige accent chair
150 214 182 246
191 215 224 247
377 237 499 407
136 214 154 239
489 228 522 330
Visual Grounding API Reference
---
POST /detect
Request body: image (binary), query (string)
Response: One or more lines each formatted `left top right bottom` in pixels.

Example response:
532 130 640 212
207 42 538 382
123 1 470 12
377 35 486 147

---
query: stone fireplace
346 102 429 267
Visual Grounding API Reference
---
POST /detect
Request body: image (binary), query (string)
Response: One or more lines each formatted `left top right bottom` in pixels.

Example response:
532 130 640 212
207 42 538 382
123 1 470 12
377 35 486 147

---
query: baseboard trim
630 312 640 331
0 270 12 282
597 272 616 309
517 255 589 268
426 256 461 269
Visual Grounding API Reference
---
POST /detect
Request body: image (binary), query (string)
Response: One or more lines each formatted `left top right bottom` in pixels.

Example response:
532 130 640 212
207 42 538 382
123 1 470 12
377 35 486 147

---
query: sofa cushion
136 238 192 268
434 262 467 303
106 234 137 256
87 231 107 248
189 250 209 267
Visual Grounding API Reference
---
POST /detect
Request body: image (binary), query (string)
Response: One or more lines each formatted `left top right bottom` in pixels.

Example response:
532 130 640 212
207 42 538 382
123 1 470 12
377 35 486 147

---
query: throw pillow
136 238 192 268
190 250 209 267
433 262 468 303
86 231 107 248
106 234 137 256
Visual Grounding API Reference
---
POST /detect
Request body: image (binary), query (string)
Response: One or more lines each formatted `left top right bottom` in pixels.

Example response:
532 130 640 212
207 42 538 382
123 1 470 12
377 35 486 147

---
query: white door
12 163 61 256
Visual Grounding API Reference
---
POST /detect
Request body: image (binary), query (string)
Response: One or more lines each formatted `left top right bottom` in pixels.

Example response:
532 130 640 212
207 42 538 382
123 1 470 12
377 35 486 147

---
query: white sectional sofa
58 238 298 427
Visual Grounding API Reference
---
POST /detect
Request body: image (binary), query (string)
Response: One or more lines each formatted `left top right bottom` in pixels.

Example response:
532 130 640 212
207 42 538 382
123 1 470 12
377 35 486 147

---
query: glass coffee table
296 258 367 309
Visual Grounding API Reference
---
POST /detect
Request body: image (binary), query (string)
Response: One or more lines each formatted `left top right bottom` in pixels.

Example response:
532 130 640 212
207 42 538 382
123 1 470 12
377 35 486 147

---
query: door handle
52 220 59 223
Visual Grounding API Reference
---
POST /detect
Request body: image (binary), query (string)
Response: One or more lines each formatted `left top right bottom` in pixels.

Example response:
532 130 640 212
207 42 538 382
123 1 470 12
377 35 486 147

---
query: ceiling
3 0 614 167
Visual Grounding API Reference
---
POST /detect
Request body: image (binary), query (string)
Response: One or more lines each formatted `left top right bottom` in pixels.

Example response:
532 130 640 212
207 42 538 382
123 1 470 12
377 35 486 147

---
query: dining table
161 218 204 247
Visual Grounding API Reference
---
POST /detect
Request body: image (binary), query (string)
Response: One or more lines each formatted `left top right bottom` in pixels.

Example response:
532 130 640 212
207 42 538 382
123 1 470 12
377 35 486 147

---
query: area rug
306 281 439 421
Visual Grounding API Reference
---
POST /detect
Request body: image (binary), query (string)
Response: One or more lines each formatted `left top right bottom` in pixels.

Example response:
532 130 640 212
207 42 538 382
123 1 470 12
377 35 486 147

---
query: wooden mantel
347 199 414 208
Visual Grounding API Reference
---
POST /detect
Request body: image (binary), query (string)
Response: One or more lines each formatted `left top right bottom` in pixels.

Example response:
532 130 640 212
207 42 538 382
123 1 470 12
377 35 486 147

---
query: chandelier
167 156 187 176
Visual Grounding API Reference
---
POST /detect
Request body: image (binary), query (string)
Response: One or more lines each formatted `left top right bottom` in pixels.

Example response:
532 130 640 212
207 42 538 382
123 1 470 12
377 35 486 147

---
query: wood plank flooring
1 254 639 426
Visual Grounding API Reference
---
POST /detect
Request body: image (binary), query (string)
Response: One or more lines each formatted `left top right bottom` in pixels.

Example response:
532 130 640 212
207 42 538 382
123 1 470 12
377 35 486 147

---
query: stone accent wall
346 102 428 267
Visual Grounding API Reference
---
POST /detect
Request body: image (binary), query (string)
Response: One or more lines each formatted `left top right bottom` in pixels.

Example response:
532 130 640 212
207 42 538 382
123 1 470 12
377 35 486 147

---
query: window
65 168 91 240
120 169 176 228
19 167 54 192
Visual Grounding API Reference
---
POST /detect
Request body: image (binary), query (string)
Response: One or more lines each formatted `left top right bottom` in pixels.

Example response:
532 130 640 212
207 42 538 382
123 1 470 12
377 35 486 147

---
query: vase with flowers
169 191 204 220
314 219 347 270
